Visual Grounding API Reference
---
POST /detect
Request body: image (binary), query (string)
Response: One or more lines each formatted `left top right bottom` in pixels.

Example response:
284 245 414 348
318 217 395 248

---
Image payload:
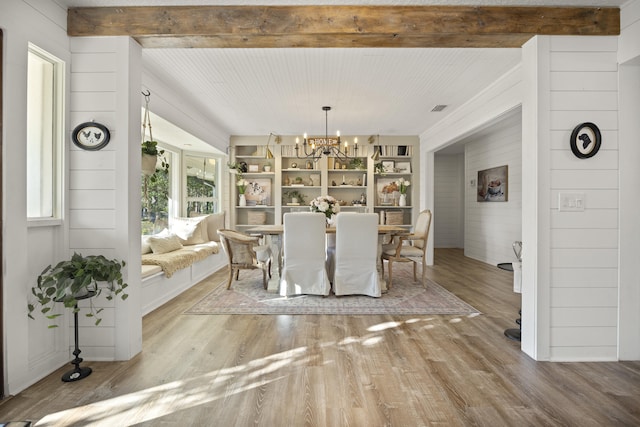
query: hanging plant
141 91 169 178
141 140 170 178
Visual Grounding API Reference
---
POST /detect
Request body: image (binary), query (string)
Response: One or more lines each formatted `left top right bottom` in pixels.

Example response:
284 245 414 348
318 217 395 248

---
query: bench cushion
142 242 219 277
141 264 163 279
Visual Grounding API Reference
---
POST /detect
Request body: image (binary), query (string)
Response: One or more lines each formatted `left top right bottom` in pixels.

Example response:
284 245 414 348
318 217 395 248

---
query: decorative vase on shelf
399 193 407 207
239 194 247 207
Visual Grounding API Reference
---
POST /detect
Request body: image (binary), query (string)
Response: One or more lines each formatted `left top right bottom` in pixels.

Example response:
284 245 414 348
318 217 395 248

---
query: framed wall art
477 165 508 202
381 160 395 173
395 161 411 173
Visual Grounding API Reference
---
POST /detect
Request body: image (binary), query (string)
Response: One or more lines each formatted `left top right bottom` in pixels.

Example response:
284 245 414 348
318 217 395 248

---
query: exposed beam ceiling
68 5 620 48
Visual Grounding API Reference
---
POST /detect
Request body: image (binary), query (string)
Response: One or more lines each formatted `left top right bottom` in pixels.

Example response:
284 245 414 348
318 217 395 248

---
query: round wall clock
570 122 601 159
72 121 111 151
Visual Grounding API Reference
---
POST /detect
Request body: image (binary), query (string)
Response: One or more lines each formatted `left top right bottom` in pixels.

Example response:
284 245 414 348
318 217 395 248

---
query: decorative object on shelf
382 160 395 173
395 161 411 173
306 160 313 169
397 177 410 194
570 122 601 159
399 194 407 207
290 162 298 169
477 165 508 202
248 164 259 172
72 121 110 151
374 162 385 175
295 106 358 162
245 178 271 206
141 91 169 178
263 162 272 172
237 178 247 206
310 195 340 225
227 161 246 178
283 190 306 205
349 157 365 170
284 176 291 186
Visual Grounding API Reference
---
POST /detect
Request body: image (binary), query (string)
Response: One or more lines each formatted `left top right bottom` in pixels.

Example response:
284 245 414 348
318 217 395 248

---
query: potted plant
349 158 365 170
374 162 385 175
283 190 306 205
227 161 247 177
28 253 129 328
263 162 272 172
142 140 170 178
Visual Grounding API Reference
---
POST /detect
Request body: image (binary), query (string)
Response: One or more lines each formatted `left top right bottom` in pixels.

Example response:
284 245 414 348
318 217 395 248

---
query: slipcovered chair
381 209 432 289
217 229 271 289
280 212 331 297
333 213 381 297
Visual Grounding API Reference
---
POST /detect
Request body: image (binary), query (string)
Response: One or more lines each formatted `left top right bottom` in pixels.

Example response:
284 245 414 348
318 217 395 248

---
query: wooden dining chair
333 213 381 297
381 209 432 289
280 212 331 296
217 229 271 289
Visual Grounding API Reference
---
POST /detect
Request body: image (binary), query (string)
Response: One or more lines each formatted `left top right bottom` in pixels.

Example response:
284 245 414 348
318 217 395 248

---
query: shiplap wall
547 36 619 361
69 37 142 361
464 113 522 266
434 153 464 248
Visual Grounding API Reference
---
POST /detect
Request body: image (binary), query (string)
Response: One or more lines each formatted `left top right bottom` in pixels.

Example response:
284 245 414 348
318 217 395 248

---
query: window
27 44 63 220
185 154 220 217
141 147 176 235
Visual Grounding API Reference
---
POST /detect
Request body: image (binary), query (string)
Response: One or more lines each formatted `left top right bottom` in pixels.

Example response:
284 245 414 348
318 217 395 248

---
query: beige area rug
185 264 480 316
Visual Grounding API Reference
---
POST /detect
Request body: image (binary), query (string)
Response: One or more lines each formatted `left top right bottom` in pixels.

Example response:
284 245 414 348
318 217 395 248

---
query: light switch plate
558 192 585 212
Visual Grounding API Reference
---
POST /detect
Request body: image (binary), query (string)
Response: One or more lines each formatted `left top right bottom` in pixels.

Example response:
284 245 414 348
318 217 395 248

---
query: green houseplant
28 253 129 328
141 140 170 178
283 190 306 205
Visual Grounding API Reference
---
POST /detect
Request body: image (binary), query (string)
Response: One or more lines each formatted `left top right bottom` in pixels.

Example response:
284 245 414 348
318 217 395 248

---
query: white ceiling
57 0 625 150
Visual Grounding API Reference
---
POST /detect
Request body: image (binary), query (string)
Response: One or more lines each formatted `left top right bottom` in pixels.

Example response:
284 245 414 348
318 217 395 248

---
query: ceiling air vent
431 104 448 112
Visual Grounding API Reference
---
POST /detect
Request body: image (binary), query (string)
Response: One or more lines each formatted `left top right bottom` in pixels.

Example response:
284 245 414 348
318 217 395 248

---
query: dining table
246 224 408 293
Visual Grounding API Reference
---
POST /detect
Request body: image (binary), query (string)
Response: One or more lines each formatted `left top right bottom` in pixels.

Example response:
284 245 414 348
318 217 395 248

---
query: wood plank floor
2 248 639 426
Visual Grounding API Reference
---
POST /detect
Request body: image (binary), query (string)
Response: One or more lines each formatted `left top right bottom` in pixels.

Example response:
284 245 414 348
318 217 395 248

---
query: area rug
185 265 480 316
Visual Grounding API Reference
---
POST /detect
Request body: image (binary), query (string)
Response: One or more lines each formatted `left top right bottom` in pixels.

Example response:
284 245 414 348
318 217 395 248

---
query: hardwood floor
2 248 639 426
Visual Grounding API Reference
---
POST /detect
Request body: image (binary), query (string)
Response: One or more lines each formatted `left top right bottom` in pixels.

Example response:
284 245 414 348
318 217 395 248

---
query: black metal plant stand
497 263 522 342
61 291 96 382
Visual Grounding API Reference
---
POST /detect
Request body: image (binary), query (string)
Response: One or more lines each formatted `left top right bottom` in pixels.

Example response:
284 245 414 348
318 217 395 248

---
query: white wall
464 112 522 266
69 36 143 361
2 0 72 395
433 153 464 248
618 0 640 360
522 35 620 361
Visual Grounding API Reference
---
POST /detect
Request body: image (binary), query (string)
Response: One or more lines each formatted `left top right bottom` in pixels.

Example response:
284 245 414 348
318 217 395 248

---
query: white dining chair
333 213 381 297
279 212 331 296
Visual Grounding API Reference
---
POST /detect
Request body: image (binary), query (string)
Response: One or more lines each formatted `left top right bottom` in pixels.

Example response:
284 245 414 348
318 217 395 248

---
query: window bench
141 242 226 315
140 213 227 316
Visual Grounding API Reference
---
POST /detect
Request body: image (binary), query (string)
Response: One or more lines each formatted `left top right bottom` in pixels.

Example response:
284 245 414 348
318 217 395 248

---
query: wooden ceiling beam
68 5 620 49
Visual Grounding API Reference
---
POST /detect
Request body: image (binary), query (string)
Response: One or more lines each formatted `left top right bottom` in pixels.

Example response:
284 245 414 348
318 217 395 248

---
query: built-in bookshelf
229 136 419 229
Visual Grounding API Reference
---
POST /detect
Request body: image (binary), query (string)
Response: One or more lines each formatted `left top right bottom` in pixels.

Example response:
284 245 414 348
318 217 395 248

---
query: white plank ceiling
58 0 625 147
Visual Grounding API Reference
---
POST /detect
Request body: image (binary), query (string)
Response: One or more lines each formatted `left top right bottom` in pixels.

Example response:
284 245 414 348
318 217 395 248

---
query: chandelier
295 106 358 162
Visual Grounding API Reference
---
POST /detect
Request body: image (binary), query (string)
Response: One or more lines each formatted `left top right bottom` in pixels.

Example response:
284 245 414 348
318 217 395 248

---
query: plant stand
61 291 96 382
497 263 521 342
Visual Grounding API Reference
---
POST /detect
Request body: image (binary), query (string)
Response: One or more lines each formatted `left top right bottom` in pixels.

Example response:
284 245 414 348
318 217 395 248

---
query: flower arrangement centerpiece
397 177 410 194
310 195 340 223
